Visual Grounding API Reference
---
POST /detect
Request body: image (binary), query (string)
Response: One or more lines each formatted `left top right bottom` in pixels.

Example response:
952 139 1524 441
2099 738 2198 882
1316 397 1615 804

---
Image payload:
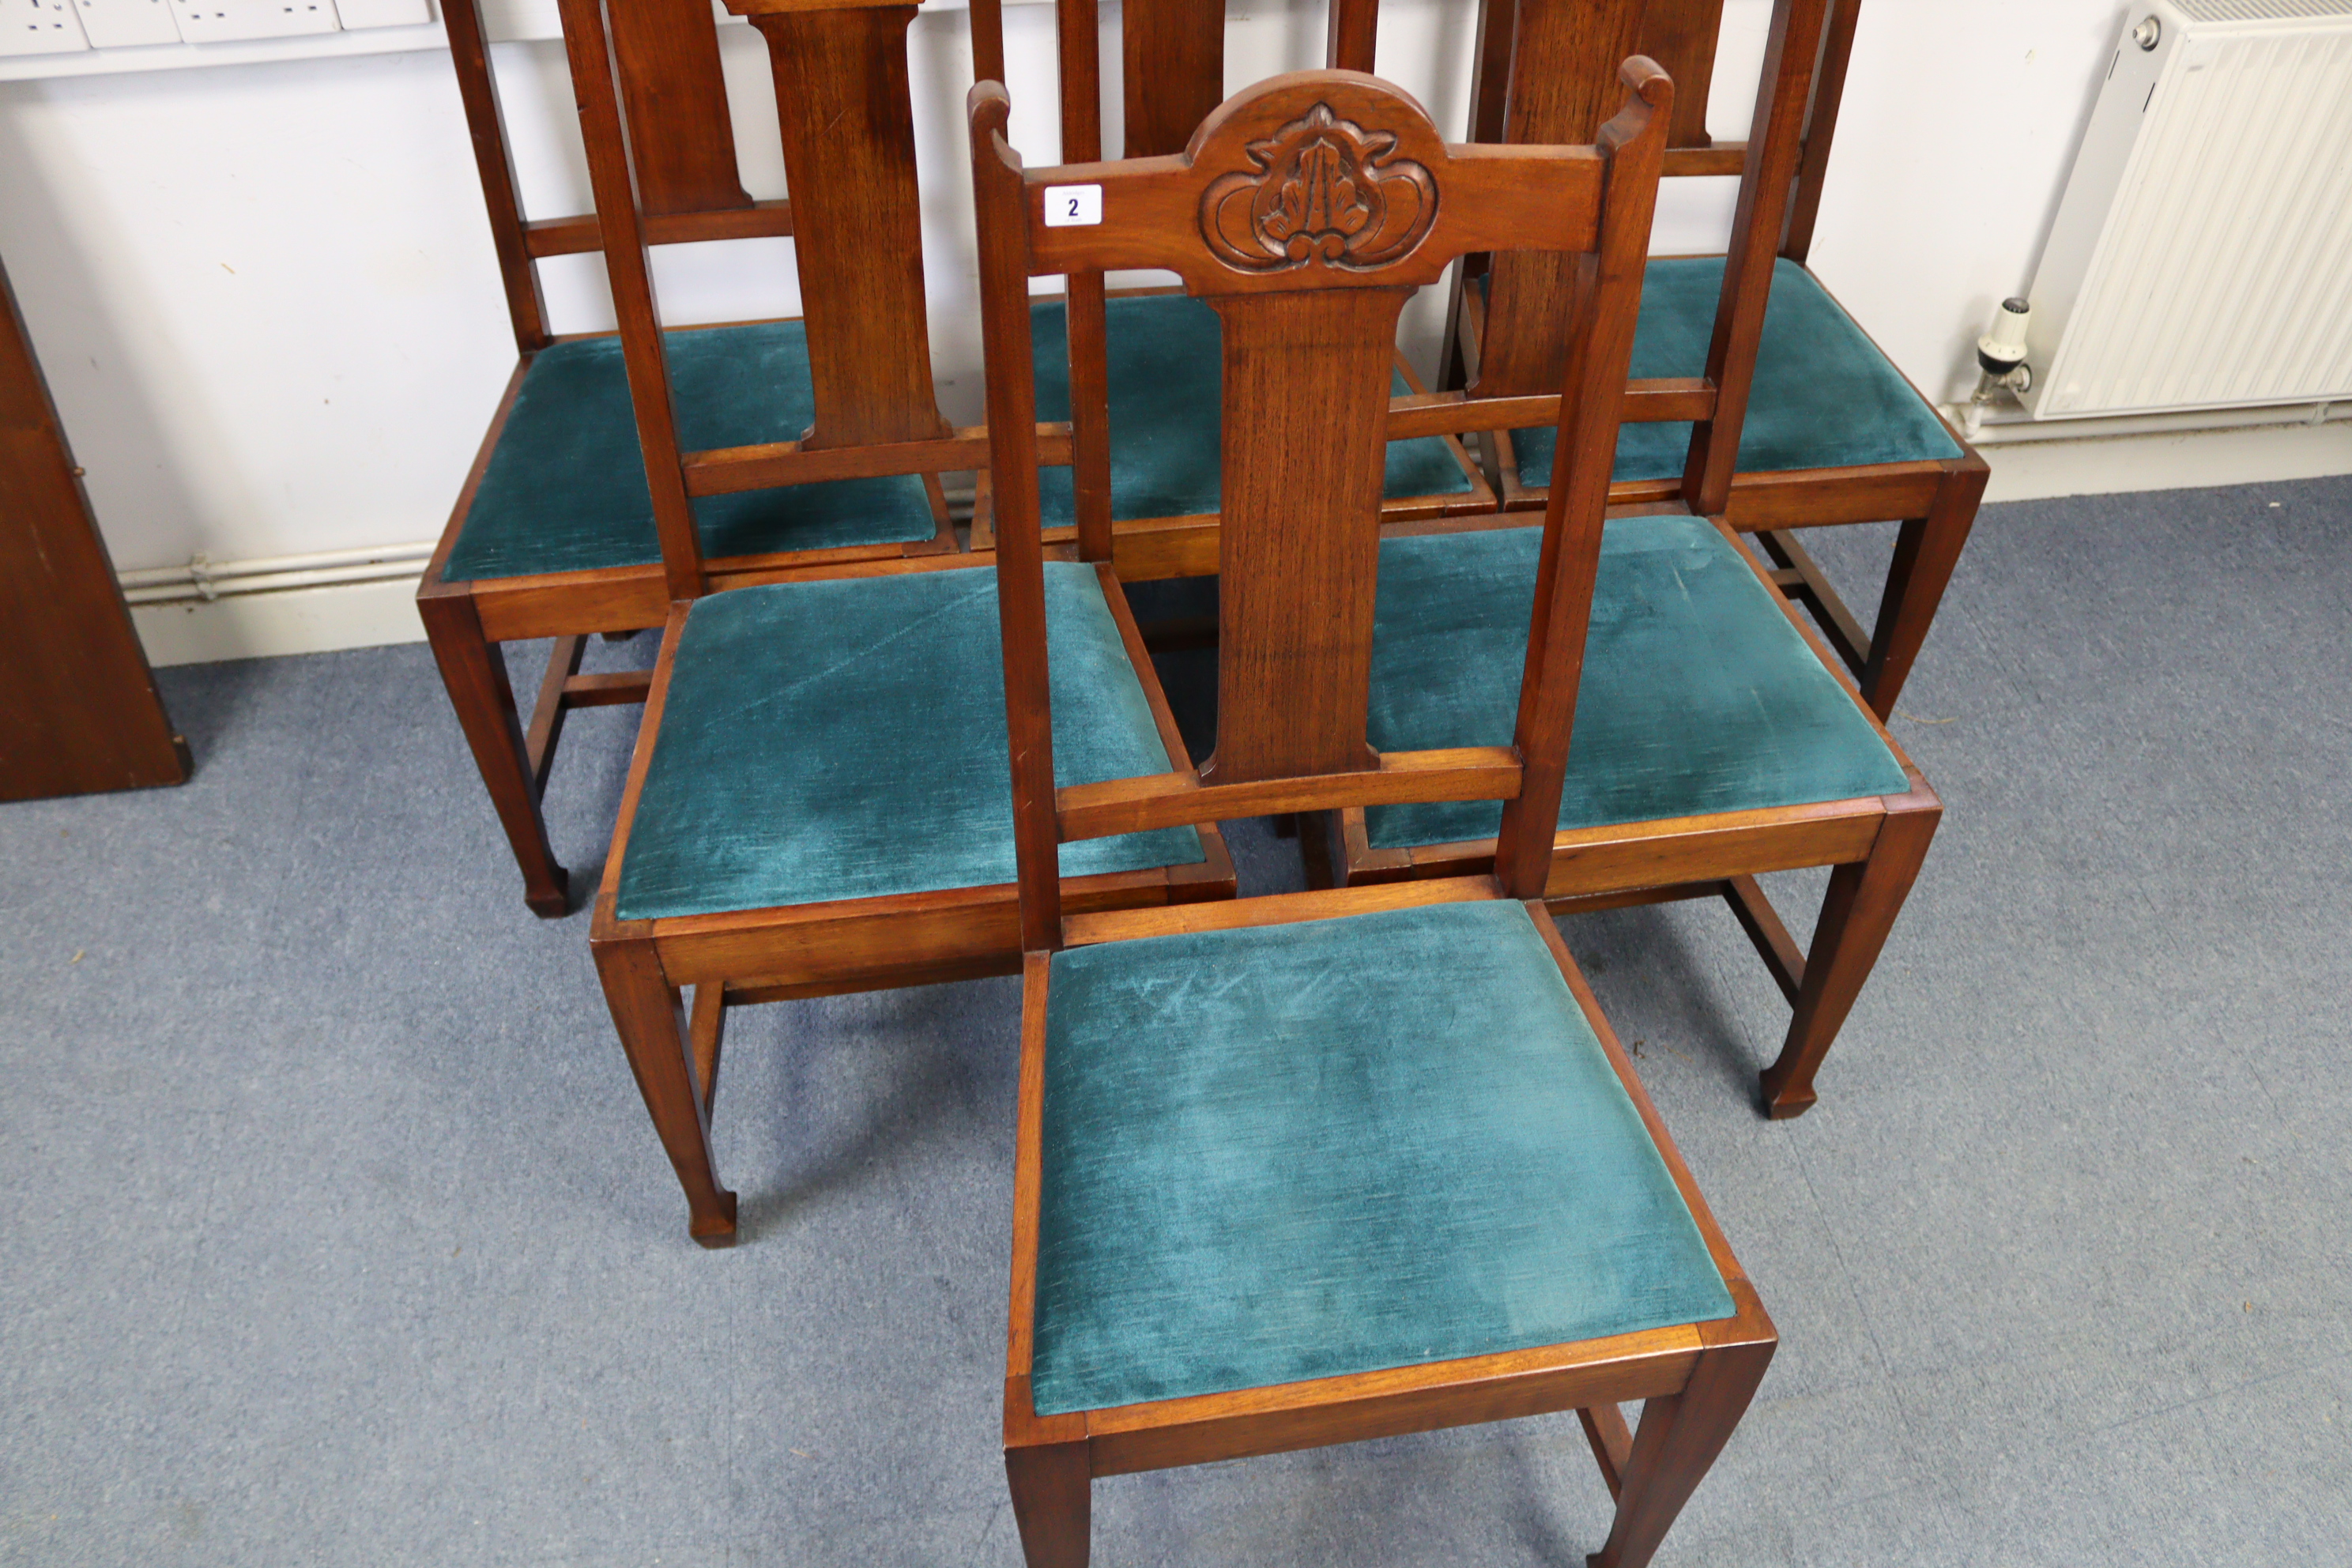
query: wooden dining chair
961 0 1494 577
583 1 1231 1246
1298 0 1943 1118
416 0 991 916
972 62 1773 1567
1356 0 1988 722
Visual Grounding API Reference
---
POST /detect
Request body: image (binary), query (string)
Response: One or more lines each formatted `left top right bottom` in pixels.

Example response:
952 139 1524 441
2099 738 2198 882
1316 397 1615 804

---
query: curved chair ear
967 79 1019 171
1599 55 1674 153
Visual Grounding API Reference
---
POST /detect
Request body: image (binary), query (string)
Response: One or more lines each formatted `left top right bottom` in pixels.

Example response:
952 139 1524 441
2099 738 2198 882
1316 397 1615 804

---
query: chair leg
418 592 571 918
1005 1441 1090 1568
1858 458 1987 721
1758 790 1940 1118
1588 1338 1773 1568
592 934 737 1246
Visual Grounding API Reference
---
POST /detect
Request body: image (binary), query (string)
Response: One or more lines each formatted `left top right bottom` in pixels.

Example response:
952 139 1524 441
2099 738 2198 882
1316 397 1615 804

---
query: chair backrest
970 65 1671 948
447 0 985 600
1444 0 1860 514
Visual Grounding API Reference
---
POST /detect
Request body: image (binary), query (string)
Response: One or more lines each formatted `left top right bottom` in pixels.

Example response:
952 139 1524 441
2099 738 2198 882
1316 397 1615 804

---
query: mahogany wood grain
523 633 588 796
1589 1336 1774 1568
1120 0 1223 156
1472 0 1643 401
1755 526 1871 673
418 586 570 916
971 84 1067 952
1326 0 1378 72
558 0 706 601
1004 1442 1091 1568
1720 462 1946 528
1057 747 1521 841
681 427 996 494
1660 143 1748 176
744 2 952 449
688 980 725 1121
523 198 795 258
0 254 189 801
441 0 548 352
1060 875 1505 948
1721 873 1806 1004
1085 1325 1702 1476
1494 70 1672 899
1578 1403 1635 1498
590 932 737 1246
608 0 752 216
1758 774 1938 1117
560 669 655 706
1860 451 1990 718
1781 0 1861 263
1683 0 1833 517
1637 0 1724 149
1204 286 1404 782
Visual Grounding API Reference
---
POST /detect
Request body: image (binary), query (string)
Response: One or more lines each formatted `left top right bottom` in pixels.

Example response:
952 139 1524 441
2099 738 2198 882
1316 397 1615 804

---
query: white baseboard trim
132 572 428 668
1975 413 2352 504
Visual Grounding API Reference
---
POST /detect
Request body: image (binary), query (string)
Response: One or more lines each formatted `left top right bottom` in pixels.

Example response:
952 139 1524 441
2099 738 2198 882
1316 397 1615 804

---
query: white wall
0 0 2342 609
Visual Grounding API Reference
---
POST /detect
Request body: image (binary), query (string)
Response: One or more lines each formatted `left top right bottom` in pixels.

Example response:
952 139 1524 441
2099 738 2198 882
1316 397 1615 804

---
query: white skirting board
124 420 2352 667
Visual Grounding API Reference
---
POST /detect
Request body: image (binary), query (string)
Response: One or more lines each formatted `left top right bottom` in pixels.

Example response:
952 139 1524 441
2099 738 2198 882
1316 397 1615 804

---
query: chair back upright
1444 0 1860 515
970 65 1672 950
449 0 994 602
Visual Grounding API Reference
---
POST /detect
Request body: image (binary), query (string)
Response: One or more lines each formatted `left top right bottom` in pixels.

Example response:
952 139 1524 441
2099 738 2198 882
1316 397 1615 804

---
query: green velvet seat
1365 514 1909 852
1031 899 1736 1415
1508 257 1963 489
1027 294 1472 526
443 321 937 583
614 564 1202 920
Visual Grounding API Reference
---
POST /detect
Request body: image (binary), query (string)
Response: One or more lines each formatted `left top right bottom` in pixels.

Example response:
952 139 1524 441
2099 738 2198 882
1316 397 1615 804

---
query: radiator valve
1966 296 2033 434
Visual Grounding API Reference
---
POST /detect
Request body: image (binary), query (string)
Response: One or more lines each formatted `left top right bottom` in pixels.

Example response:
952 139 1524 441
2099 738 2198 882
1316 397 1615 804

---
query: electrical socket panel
0 0 90 54
167 0 334 40
331 0 428 26
74 0 179 47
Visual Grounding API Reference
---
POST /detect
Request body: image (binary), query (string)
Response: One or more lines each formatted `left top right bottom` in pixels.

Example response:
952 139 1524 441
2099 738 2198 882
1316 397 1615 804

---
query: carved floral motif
1200 103 1438 274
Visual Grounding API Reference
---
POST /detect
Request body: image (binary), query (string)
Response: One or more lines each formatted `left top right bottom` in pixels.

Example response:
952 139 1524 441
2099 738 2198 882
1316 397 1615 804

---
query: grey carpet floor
4 473 2349 1566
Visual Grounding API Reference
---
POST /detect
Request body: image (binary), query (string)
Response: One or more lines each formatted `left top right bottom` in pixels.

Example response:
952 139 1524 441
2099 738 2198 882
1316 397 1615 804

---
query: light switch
168 0 335 40
331 0 428 27
0 0 90 54
74 0 179 46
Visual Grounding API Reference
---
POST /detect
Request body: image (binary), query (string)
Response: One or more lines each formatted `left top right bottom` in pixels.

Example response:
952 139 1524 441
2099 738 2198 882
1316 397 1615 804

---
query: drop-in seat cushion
1029 898 1735 1415
443 321 937 583
1365 515 1910 852
614 564 1202 920
1027 294 1472 526
1508 257 1964 489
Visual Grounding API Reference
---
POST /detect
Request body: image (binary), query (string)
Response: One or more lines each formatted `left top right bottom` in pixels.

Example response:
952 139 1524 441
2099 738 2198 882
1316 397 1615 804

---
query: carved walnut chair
971 63 1773 1568
1421 0 1988 721
417 0 994 916
959 0 1494 577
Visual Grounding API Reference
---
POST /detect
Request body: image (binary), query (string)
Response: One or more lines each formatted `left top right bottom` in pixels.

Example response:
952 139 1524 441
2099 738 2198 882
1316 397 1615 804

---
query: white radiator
2022 0 2352 420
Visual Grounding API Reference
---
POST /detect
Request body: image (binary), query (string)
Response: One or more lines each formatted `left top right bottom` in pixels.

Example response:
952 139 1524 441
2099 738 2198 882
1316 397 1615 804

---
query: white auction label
1042 185 1103 227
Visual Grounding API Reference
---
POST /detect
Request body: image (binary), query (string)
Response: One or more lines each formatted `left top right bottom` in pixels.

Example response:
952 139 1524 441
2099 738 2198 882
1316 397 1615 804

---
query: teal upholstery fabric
1364 515 1909 850
613 563 1201 919
443 322 937 583
1509 257 1963 488
1027 294 1472 526
1031 899 1735 1415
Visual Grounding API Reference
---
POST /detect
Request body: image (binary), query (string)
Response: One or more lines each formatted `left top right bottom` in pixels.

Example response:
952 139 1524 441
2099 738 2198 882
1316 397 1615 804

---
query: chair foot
689 1189 741 1248
1005 1441 1090 1568
1756 1071 1817 1120
524 868 573 920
